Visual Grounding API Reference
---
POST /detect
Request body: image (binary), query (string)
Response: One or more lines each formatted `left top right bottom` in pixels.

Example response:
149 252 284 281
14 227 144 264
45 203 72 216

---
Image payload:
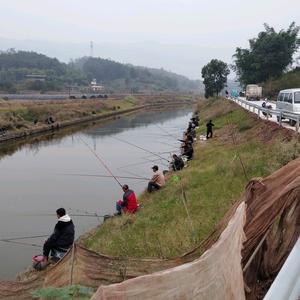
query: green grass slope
81 98 300 259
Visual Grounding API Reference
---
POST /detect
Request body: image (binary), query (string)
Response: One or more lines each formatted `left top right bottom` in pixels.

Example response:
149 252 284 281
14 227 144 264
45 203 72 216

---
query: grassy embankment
0 96 141 133
0 94 197 135
81 97 300 259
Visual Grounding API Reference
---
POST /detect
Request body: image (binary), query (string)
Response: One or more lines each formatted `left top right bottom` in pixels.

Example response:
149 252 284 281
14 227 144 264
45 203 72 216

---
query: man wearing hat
147 165 165 192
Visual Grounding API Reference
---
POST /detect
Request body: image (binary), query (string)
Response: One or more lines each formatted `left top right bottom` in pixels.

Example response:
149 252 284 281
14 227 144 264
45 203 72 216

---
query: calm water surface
0 107 193 278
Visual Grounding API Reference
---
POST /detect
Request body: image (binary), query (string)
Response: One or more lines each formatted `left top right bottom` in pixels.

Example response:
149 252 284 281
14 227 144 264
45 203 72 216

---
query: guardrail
229 97 300 133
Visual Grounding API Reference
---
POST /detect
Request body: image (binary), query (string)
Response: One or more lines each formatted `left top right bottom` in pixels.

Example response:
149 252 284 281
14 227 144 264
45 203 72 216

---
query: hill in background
0 49 203 94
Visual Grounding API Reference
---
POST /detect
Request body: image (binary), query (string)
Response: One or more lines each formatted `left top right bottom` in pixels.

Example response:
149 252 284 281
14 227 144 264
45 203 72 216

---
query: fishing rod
117 158 169 170
59 173 150 180
79 137 123 188
112 137 170 163
0 234 48 241
0 239 42 248
140 150 179 158
0 234 48 248
158 141 181 148
119 169 149 180
155 124 180 140
35 213 105 218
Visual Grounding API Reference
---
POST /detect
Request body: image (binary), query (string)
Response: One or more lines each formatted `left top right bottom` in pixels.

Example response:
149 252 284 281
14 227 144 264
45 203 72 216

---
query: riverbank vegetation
81 97 300 259
263 67 300 99
0 94 195 135
233 22 299 86
0 97 137 133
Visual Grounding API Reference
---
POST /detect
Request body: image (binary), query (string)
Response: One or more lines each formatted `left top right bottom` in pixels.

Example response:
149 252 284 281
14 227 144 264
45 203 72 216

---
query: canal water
0 106 193 279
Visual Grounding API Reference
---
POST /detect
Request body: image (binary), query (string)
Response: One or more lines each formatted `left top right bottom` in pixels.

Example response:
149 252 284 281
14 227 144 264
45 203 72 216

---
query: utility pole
90 41 94 57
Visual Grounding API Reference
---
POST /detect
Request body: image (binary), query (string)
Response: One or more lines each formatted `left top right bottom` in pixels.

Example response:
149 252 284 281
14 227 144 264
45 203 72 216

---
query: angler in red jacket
116 184 138 215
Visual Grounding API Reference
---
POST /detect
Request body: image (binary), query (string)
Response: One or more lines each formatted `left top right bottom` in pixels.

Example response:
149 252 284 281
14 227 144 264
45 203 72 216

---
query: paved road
232 97 297 132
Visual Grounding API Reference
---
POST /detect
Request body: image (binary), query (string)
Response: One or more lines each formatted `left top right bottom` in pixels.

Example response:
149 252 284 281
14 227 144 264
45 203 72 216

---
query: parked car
276 88 300 125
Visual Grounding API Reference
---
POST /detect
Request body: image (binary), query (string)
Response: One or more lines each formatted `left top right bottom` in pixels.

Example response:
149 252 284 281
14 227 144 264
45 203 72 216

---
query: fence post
279 112 282 126
258 108 261 118
296 116 300 133
266 109 269 120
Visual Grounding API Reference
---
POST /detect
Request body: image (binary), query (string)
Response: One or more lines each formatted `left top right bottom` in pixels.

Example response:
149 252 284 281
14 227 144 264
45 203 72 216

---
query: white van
276 88 300 124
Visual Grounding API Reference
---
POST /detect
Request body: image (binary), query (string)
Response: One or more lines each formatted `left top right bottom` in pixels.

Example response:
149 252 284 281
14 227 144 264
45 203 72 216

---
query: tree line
0 49 200 94
202 22 300 98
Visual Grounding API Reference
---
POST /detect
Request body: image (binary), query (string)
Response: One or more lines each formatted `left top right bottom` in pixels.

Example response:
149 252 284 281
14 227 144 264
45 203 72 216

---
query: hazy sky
1 0 300 79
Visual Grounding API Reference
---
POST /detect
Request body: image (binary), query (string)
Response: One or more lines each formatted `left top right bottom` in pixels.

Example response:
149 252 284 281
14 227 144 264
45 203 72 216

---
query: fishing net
0 158 300 299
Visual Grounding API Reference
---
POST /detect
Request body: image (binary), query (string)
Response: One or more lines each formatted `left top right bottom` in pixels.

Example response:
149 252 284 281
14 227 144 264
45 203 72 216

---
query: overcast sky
0 0 299 79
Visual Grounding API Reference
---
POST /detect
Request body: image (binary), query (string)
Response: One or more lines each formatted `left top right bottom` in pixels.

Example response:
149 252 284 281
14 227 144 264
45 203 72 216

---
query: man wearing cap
147 165 165 192
116 184 138 215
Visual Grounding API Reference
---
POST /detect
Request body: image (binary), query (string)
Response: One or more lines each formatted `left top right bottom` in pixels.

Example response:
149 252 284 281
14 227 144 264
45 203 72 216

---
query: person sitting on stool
147 165 165 192
43 208 74 260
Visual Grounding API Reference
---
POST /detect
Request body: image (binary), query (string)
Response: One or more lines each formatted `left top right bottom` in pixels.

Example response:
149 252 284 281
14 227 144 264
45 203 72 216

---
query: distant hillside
0 49 202 94
263 67 300 98
72 57 202 93
0 49 87 93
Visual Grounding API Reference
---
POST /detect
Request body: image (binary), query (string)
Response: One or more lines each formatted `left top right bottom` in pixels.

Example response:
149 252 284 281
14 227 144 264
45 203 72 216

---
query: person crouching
116 184 138 215
43 208 75 260
170 154 184 171
147 165 165 192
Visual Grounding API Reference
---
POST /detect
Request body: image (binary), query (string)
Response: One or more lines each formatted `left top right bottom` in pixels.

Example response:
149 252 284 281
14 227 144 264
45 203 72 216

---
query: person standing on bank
206 120 215 139
43 208 75 260
116 184 138 215
147 165 165 192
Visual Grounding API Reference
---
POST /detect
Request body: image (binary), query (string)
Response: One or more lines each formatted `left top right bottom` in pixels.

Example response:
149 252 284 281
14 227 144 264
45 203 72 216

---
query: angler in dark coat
206 120 214 139
43 208 75 259
182 143 194 160
191 117 199 127
170 154 184 171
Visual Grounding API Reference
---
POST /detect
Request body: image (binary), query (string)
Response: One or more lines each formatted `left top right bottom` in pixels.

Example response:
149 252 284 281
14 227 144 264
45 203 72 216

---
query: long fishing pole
117 159 169 169
140 150 179 159
0 239 42 248
158 141 180 148
59 173 150 180
155 124 180 140
0 234 48 241
79 137 123 188
0 234 47 248
119 169 149 180
34 213 105 218
112 137 170 163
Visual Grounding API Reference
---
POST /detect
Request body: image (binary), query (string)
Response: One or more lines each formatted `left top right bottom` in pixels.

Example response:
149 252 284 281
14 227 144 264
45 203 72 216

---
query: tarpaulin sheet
91 202 246 300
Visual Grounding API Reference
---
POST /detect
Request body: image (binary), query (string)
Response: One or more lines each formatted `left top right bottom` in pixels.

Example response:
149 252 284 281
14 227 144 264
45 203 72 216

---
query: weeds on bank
31 285 94 300
82 98 300 259
0 98 138 132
